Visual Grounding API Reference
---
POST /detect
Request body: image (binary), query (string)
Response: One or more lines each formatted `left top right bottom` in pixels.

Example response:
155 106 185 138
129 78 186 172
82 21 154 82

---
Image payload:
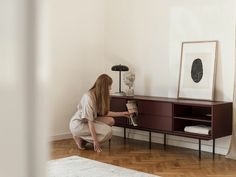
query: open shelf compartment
173 104 212 122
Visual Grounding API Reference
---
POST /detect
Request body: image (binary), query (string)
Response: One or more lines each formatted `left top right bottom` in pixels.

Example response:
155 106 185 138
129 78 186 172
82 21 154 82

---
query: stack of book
126 100 138 126
184 125 211 135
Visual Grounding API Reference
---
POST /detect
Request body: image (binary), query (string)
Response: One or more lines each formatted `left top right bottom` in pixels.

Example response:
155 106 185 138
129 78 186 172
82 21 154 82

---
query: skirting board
49 127 231 155
50 133 72 141
112 127 231 155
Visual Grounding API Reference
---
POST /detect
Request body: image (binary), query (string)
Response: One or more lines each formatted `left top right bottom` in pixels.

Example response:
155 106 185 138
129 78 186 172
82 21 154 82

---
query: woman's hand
93 140 102 152
121 111 131 118
88 120 102 152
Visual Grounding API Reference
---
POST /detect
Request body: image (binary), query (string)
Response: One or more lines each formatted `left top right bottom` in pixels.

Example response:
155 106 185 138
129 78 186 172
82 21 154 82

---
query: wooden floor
50 136 236 177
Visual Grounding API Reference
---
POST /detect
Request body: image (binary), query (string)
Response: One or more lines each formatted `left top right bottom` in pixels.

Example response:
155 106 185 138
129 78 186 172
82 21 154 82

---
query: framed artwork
177 40 218 100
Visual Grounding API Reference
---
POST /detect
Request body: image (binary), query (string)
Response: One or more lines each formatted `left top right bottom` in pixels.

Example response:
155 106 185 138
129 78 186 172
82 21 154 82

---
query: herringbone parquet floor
50 136 236 177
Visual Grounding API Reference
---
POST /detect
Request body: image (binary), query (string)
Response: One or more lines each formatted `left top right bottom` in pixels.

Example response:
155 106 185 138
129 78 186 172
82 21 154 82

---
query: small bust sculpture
123 71 135 96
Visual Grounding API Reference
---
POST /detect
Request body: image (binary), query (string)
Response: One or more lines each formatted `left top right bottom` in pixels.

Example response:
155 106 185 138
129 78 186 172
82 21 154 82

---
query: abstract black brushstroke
191 58 203 83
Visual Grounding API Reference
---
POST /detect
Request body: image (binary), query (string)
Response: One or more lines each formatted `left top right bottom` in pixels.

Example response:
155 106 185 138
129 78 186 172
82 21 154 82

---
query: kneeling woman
69 74 130 152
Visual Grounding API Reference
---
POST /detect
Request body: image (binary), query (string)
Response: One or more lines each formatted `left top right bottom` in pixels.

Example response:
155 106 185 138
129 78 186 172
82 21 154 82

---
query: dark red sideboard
110 95 232 159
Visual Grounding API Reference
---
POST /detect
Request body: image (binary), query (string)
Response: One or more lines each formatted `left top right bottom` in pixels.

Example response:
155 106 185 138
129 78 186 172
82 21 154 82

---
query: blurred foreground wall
0 0 49 177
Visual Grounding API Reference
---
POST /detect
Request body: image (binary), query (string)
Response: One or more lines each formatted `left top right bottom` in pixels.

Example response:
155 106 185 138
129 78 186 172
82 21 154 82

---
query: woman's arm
107 111 130 118
88 120 102 152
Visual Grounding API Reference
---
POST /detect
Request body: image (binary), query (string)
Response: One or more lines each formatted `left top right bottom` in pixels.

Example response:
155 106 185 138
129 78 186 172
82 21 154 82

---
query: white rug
47 156 159 177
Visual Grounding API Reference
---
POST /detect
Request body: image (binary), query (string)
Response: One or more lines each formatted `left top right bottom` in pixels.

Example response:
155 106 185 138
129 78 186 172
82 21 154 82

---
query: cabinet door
138 101 172 116
110 98 127 126
138 115 172 131
137 101 172 131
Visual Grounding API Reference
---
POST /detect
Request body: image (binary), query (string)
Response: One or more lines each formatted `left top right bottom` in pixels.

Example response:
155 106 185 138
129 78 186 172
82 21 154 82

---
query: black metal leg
164 133 166 150
119 71 121 92
199 139 201 160
124 127 126 143
109 139 111 150
213 138 215 159
149 131 152 149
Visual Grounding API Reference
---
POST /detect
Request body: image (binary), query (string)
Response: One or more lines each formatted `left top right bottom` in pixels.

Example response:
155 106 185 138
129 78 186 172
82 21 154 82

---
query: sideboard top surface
111 95 232 106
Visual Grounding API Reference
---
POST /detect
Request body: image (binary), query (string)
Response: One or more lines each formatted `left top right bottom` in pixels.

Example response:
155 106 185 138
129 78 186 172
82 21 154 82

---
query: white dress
69 91 112 143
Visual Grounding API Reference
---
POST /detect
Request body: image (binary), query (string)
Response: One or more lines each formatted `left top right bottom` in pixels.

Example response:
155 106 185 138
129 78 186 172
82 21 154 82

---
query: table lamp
111 64 129 95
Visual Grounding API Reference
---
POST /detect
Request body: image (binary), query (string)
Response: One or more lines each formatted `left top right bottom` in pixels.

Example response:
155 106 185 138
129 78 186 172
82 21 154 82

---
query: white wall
105 0 236 100
49 0 236 154
167 0 236 101
49 0 108 138
105 0 171 96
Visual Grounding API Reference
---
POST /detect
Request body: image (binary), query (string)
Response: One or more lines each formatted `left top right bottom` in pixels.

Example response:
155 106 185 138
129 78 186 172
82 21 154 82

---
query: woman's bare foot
73 136 86 150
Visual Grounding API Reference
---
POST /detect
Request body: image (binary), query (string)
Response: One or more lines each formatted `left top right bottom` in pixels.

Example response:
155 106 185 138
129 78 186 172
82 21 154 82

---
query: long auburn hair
89 74 112 116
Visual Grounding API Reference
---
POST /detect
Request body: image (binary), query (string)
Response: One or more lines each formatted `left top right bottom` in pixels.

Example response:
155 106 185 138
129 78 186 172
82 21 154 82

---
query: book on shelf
184 125 211 135
126 100 138 126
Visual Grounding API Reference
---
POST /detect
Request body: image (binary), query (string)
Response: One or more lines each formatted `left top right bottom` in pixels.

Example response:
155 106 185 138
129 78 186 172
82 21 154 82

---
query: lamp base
111 91 126 96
